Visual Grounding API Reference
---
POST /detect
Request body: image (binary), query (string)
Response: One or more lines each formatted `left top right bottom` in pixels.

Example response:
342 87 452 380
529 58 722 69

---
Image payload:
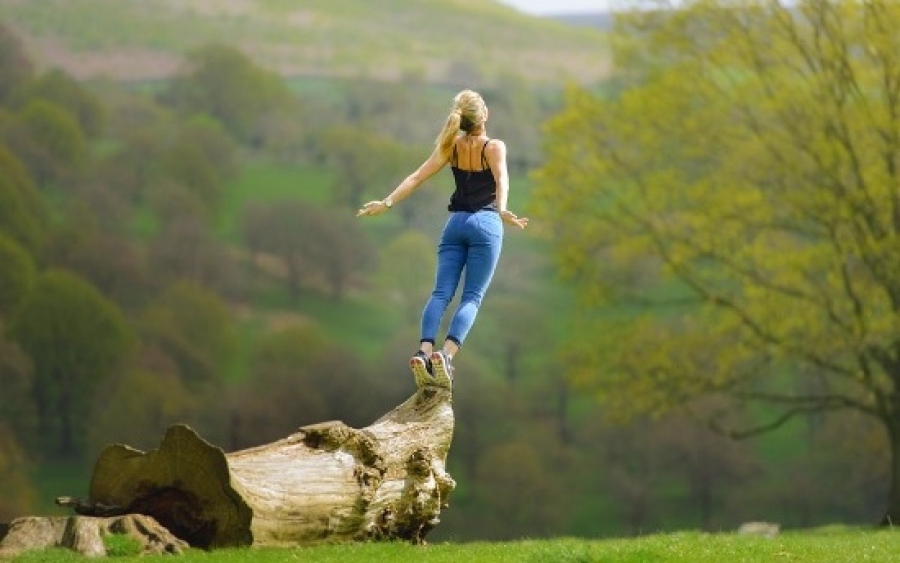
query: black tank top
448 139 497 212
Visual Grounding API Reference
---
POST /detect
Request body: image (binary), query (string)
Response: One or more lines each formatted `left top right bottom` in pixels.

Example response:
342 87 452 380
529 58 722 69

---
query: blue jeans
421 210 503 347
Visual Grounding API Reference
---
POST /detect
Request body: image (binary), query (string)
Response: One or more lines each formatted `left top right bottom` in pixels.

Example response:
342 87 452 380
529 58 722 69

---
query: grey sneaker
430 351 454 390
410 350 433 388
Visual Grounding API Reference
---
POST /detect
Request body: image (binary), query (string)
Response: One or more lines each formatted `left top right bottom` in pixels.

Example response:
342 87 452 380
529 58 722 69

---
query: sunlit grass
10 528 900 563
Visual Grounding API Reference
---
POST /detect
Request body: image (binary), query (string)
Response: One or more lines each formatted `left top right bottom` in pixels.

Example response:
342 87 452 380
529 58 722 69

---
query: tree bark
54 385 455 550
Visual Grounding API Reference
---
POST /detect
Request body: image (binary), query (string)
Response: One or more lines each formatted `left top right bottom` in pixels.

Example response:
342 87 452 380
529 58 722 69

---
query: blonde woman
358 90 528 389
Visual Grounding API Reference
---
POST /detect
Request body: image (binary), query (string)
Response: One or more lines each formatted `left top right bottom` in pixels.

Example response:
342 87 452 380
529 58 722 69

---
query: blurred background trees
0 0 892 541
532 0 900 527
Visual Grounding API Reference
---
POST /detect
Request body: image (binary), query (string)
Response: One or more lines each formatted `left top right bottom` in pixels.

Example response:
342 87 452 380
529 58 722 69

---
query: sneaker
410 350 433 389
430 351 454 390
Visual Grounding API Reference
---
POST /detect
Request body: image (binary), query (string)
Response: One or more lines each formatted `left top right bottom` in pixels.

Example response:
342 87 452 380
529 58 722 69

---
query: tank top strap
480 139 492 170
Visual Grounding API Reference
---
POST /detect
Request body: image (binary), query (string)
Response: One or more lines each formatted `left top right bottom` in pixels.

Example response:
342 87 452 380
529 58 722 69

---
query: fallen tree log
2 383 455 556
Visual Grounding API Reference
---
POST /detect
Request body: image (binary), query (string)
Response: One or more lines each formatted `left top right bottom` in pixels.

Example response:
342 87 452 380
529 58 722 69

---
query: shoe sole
430 353 453 390
410 356 432 389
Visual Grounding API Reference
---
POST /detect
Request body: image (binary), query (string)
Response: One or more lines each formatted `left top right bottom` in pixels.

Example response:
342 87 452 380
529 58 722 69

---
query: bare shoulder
487 138 507 152
485 138 507 160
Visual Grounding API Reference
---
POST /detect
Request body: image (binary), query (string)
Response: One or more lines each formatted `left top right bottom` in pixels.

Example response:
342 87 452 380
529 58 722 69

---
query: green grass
217 160 333 241
0 0 611 85
9 529 900 562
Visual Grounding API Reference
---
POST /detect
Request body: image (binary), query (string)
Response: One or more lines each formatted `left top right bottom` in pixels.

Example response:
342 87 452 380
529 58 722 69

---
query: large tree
13 69 106 138
10 269 133 459
7 99 88 186
532 0 900 523
161 44 293 145
241 200 374 302
322 125 415 210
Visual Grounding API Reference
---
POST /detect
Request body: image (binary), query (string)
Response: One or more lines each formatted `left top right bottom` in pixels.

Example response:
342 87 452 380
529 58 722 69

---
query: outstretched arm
486 140 528 229
357 147 448 217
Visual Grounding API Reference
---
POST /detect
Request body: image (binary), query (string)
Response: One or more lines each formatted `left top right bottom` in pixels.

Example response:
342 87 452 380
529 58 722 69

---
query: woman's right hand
357 200 390 218
500 210 529 229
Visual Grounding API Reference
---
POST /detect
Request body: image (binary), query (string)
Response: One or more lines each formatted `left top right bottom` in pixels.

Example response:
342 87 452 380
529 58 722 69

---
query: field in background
0 0 611 85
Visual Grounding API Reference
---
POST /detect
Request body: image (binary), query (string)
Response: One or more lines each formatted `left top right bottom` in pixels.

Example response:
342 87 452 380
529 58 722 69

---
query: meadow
0 0 610 85
10 528 898 562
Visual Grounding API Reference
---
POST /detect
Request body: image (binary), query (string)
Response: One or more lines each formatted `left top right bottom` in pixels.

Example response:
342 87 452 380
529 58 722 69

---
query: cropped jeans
421 210 503 347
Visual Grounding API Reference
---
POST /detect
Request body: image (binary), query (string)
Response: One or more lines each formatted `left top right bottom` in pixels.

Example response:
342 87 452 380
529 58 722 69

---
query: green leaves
10 269 133 458
533 1 900 429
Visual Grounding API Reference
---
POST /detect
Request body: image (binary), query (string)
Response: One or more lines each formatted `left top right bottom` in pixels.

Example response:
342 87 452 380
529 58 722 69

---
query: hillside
0 0 611 85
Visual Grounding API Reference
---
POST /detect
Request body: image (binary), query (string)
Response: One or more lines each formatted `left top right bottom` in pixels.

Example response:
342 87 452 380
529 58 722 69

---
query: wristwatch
383 197 393 208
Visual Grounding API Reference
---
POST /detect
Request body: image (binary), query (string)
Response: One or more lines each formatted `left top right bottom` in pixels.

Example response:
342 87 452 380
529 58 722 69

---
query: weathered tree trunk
3 384 454 556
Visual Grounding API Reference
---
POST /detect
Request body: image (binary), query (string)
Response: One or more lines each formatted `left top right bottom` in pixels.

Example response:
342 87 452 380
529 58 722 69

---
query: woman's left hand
500 210 529 229
357 200 390 217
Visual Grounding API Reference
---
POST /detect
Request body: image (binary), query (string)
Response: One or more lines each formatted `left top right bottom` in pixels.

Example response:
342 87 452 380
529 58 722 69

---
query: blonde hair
435 90 488 160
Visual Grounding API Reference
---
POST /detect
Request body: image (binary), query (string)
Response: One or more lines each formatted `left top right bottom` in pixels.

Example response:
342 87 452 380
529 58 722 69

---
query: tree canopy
532 0 900 521
0 234 35 319
162 44 293 145
10 269 134 458
0 146 47 255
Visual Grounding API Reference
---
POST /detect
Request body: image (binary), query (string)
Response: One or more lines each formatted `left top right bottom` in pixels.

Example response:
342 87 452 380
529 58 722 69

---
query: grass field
10 528 898 562
0 0 611 85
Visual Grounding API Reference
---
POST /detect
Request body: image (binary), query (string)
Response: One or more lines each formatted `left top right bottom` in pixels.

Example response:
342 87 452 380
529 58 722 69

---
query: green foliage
241 200 375 302
323 126 416 210
0 422 36 521
229 323 331 447
0 332 37 450
471 441 568 538
10 98 87 185
138 281 237 390
533 1 900 437
0 233 35 318
162 44 293 144
375 231 436 322
14 69 106 137
160 140 223 219
0 145 47 255
149 117 240 223
315 209 377 301
87 368 204 454
9 269 134 458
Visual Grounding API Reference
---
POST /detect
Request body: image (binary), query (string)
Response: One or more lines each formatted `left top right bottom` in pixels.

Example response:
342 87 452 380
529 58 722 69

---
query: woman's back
451 136 492 172
449 136 496 213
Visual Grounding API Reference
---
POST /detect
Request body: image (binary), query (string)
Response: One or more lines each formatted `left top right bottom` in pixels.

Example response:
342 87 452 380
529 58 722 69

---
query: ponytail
435 90 487 160
435 109 462 160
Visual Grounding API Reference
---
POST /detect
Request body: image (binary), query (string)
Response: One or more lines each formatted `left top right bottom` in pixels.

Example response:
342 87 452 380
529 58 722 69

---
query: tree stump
56 385 454 549
0 514 188 558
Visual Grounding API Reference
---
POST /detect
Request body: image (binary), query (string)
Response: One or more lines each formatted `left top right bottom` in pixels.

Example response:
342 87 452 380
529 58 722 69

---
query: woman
357 89 529 389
